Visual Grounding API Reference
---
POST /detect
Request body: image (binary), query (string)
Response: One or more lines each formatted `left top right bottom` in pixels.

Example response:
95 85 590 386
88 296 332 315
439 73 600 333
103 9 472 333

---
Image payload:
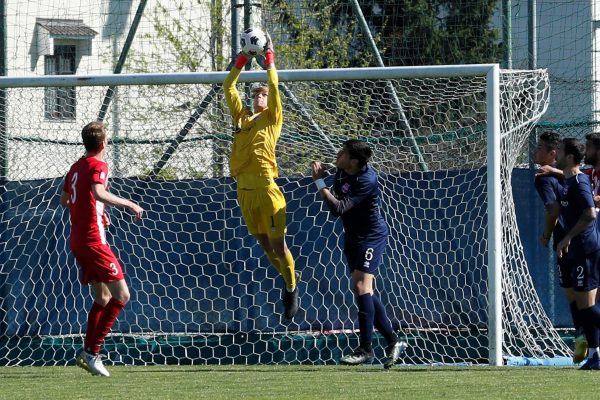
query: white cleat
77 351 110 377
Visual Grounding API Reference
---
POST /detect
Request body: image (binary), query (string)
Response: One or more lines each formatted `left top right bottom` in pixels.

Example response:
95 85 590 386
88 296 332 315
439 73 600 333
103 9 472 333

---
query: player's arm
60 174 70 207
91 183 144 221
556 207 596 258
311 161 356 216
263 34 282 123
556 180 597 257
223 53 251 123
534 177 559 247
60 191 69 207
541 202 559 247
536 165 564 179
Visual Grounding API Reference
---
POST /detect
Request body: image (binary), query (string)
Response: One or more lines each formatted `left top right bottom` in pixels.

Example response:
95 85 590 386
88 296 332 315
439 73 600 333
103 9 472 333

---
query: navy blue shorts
557 255 574 288
344 238 387 274
567 250 600 292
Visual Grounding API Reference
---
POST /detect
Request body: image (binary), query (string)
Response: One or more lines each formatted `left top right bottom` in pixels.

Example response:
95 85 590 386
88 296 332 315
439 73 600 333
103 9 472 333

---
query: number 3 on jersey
70 172 79 204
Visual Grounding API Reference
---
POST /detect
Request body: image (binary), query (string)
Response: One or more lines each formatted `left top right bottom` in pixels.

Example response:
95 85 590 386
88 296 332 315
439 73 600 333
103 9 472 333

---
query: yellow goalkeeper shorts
237 182 288 238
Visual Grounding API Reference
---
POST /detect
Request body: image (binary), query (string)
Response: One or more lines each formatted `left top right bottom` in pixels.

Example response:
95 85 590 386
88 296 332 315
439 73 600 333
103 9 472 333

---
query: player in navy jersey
534 131 587 362
555 138 600 369
60 121 144 376
311 139 407 368
583 133 600 209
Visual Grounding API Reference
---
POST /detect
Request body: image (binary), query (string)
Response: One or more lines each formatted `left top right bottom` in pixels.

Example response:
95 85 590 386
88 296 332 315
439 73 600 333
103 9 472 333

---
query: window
44 45 76 120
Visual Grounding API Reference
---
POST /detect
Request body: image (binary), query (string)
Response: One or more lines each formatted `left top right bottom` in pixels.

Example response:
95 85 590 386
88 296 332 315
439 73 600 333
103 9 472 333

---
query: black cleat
282 272 300 319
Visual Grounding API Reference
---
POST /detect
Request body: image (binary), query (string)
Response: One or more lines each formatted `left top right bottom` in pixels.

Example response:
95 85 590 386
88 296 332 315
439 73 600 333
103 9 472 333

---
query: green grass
0 365 595 400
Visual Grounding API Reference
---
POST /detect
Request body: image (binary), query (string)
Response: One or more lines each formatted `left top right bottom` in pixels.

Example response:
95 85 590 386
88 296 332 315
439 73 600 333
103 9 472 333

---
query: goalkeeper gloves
263 32 275 67
234 52 250 69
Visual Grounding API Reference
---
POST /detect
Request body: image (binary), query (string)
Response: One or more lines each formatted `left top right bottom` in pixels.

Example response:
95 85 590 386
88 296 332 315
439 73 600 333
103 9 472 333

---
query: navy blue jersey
328 165 388 242
534 175 566 250
559 173 600 255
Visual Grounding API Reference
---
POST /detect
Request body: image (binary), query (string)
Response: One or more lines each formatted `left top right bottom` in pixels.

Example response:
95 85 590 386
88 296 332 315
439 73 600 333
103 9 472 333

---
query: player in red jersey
60 121 143 377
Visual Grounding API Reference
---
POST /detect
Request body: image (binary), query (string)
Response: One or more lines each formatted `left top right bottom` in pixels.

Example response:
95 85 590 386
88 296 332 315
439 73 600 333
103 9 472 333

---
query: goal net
0 65 567 366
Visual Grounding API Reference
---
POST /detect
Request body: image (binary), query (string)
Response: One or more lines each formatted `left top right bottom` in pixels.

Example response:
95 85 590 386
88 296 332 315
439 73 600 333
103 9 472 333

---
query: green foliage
263 0 373 69
366 0 502 66
124 0 226 73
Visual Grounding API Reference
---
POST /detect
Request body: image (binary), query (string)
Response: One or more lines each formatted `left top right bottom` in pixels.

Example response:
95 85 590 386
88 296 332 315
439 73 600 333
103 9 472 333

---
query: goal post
0 65 564 367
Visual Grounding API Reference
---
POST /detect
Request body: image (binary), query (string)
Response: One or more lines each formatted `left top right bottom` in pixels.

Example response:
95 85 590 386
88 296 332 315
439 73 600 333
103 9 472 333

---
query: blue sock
570 301 583 335
356 293 375 352
580 306 600 348
372 294 398 345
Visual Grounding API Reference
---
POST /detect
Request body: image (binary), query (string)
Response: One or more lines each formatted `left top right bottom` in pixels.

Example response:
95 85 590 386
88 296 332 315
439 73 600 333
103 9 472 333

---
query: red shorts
71 243 124 284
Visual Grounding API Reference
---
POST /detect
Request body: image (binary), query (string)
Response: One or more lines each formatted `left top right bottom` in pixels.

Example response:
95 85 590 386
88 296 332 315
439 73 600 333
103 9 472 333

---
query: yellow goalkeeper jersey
224 67 283 187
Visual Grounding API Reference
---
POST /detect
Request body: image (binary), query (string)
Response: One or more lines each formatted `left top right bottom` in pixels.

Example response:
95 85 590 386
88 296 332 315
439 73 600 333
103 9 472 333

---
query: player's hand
311 161 325 180
556 238 570 258
535 164 559 177
264 32 274 54
234 51 252 69
262 32 275 68
594 195 600 207
129 203 144 222
539 234 550 248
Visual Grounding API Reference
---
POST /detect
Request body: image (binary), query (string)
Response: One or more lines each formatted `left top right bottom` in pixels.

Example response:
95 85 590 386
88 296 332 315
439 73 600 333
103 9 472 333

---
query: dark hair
562 138 585 164
538 130 561 151
585 132 600 151
81 121 106 152
344 139 372 168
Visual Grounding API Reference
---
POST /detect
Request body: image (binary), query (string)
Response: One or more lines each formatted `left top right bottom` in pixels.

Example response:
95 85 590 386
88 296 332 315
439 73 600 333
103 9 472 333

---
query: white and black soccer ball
240 27 267 56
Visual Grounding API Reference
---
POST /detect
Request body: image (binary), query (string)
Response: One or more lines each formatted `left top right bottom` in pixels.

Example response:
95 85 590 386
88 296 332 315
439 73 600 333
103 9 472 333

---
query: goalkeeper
311 140 407 368
223 33 299 319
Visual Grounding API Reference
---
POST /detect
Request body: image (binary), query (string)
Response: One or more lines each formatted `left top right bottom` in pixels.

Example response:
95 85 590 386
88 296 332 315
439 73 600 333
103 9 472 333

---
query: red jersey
584 168 600 196
63 156 109 248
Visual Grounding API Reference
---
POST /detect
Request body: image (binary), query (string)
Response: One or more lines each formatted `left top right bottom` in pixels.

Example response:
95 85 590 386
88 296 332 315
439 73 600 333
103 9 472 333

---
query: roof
35 18 97 38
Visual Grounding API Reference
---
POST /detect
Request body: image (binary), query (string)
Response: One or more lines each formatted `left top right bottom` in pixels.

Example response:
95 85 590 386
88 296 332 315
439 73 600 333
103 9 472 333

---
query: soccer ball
240 27 267 56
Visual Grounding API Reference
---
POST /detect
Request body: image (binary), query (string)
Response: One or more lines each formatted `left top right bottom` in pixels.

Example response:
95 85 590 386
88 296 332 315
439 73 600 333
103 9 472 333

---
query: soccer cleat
383 340 408 369
579 352 600 370
573 334 588 364
76 351 93 374
340 347 375 365
282 272 300 319
77 350 110 377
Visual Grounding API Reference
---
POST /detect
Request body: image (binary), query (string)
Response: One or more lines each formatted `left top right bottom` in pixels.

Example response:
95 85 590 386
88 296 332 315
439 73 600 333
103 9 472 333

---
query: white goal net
0 65 568 366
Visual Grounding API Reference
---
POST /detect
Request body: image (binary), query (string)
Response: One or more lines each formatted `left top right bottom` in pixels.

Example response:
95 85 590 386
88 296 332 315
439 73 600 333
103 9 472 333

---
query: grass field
0 364 596 400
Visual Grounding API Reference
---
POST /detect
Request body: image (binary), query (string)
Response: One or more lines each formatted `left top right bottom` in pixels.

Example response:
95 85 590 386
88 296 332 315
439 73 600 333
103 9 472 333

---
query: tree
358 0 502 66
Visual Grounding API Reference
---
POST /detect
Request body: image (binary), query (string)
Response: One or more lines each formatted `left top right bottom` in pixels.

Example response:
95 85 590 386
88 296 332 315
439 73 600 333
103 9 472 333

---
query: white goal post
0 65 565 367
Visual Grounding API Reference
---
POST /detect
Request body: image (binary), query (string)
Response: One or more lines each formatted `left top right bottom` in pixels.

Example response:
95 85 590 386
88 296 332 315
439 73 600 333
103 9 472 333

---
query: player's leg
573 251 600 369
77 280 111 375
238 189 284 275
564 287 588 362
340 269 375 365
575 288 600 369
79 279 129 377
270 235 299 319
370 284 407 369
263 185 296 291
260 185 299 318
253 233 284 275
85 281 111 353
558 257 587 362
